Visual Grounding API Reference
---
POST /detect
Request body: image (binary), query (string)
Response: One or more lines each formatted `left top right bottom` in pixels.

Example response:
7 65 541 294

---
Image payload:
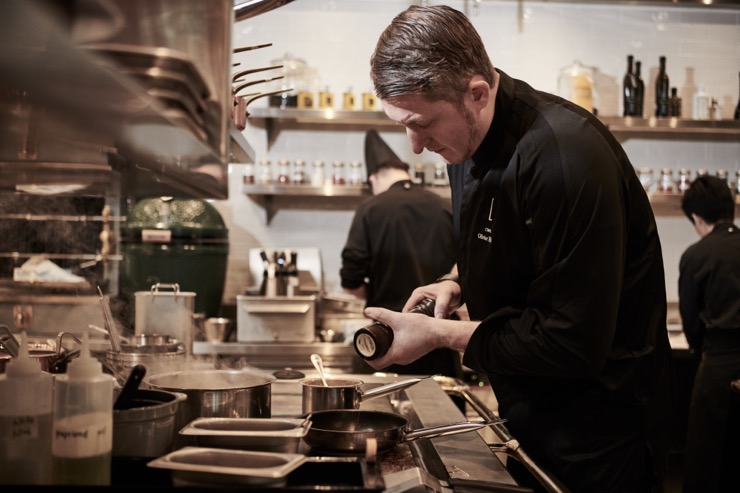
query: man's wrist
435 273 459 284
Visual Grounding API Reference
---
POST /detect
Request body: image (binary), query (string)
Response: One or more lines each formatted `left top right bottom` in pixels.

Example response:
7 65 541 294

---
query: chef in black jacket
679 175 740 493
340 130 462 379
361 5 674 492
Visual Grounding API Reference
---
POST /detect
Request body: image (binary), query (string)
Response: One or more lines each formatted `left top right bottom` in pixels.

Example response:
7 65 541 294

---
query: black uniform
679 221 740 493
341 179 462 377
449 70 674 492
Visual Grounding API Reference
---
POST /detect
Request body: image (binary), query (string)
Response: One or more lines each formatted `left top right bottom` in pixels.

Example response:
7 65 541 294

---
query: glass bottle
310 160 325 186
623 55 638 117
659 168 675 193
635 61 645 118
655 56 670 117
292 159 306 185
348 161 363 185
638 167 654 192
692 84 710 120
277 159 291 184
669 87 682 118
331 161 346 185
678 168 692 194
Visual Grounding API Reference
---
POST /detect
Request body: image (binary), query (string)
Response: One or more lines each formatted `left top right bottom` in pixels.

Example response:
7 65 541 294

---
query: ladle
310 353 328 387
114 364 147 410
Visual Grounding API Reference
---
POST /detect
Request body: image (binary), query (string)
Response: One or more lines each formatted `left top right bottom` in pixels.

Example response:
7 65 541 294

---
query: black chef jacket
341 180 462 377
679 221 740 493
450 70 674 492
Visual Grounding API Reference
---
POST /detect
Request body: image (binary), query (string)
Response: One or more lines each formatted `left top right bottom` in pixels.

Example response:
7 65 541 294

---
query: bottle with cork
0 331 54 485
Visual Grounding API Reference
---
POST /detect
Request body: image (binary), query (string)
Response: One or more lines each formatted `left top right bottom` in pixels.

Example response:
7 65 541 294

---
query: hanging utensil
98 286 122 352
231 65 283 84
243 88 292 117
310 353 328 387
233 43 273 53
233 75 284 97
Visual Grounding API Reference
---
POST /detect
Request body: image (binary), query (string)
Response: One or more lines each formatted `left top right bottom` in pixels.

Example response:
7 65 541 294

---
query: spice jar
257 159 272 185
277 159 291 184
659 168 675 193
678 168 692 194
292 159 306 185
332 161 346 185
638 167 654 192
413 163 426 186
432 163 447 186
362 88 378 111
310 160 325 186
342 87 356 110
319 86 334 109
716 169 729 187
243 163 255 185
348 161 363 185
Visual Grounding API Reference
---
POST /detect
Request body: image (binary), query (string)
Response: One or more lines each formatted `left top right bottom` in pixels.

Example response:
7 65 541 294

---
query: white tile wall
214 0 740 305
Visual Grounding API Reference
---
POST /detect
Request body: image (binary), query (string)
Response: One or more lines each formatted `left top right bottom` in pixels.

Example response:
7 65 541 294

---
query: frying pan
303 409 500 454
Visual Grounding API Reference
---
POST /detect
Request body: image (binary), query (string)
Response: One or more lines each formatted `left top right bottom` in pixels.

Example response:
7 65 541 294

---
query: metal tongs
98 286 121 352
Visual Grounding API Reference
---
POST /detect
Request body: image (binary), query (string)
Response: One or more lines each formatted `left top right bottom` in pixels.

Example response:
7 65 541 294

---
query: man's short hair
374 158 410 175
681 175 734 224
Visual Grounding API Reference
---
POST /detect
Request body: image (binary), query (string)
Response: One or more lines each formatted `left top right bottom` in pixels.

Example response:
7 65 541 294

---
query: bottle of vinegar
635 60 645 117
655 56 670 117
623 55 638 116
0 331 53 484
51 332 114 486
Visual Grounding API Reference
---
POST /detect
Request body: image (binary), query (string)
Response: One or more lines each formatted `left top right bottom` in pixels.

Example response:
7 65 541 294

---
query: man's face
381 93 479 165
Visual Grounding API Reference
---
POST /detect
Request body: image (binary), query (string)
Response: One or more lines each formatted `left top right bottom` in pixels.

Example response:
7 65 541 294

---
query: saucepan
303 409 500 454
300 376 430 414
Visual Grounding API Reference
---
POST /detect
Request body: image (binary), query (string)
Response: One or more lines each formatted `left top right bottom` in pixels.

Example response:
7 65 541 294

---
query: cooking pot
144 370 276 428
113 388 187 458
0 347 66 374
300 376 428 414
303 409 497 454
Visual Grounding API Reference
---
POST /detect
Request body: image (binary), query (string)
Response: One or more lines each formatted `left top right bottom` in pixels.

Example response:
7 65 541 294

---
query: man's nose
406 128 427 154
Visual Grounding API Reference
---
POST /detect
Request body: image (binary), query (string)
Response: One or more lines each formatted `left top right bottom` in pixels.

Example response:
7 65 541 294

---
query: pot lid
122 197 227 239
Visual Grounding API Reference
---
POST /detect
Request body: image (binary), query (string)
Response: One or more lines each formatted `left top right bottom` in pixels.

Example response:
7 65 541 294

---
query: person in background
363 5 674 492
340 129 463 380
679 175 740 493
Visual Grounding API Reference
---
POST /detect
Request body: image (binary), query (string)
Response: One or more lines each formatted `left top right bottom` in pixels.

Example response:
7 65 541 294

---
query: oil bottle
51 331 114 485
0 331 53 484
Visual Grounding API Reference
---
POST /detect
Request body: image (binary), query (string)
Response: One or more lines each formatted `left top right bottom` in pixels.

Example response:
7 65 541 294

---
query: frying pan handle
402 420 499 442
361 375 435 401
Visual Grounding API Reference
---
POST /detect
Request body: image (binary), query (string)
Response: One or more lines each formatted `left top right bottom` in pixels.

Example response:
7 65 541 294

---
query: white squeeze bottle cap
67 330 102 378
6 331 42 377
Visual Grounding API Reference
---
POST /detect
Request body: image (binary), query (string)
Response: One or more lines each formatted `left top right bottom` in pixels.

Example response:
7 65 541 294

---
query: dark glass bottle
623 55 638 116
655 56 670 117
734 71 740 120
353 298 436 360
635 61 645 117
669 87 682 117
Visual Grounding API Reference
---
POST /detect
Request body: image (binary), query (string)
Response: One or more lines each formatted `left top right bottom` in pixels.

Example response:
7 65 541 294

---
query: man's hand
402 280 462 319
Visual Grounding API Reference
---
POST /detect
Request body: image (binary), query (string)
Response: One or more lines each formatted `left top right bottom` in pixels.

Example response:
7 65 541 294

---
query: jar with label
257 160 272 185
413 163 426 186
557 60 598 114
297 84 314 109
292 159 306 185
432 163 447 186
637 167 654 192
348 161 363 185
332 161 346 185
678 168 692 194
362 89 378 111
342 87 356 110
310 160 325 186
277 159 291 185
318 86 334 109
243 163 255 185
659 168 675 193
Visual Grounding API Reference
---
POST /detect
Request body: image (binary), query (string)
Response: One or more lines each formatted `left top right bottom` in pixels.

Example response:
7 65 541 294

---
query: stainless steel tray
147 446 306 487
179 417 311 453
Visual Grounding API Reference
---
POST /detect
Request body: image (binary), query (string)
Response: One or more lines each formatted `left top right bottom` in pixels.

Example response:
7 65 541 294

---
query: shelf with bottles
600 116 740 143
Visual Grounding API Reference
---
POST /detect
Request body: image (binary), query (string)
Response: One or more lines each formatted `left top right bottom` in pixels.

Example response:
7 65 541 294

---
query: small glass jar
292 159 306 185
638 167 654 192
348 161 363 185
678 168 692 194
257 159 272 185
310 160 325 186
716 169 729 187
342 87 356 111
277 159 291 184
412 163 426 186
332 161 346 185
318 86 334 109
696 169 709 177
243 163 255 185
659 168 675 193
432 163 447 186
362 87 377 111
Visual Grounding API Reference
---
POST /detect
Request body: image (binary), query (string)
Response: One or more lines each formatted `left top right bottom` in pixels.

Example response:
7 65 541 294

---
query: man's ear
468 78 490 110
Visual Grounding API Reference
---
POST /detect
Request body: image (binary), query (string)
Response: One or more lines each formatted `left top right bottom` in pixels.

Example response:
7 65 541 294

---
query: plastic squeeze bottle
51 331 114 485
0 331 53 484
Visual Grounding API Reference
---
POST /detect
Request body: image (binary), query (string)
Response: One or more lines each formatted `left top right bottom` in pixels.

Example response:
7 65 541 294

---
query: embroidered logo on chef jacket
476 197 495 244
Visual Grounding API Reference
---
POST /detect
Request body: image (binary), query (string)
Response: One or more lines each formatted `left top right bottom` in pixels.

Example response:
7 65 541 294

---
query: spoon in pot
310 353 328 387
